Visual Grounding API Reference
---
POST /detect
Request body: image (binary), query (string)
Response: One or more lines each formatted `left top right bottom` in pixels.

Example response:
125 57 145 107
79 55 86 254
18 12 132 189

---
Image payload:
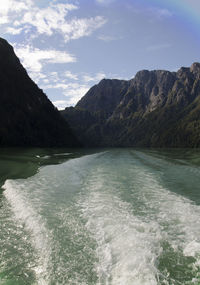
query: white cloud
29 71 47 83
0 16 9 24
13 44 76 72
147 43 172 51
96 0 116 5
52 100 69 110
0 0 31 25
44 81 90 106
43 78 50 84
0 0 30 14
6 27 23 34
98 35 117 42
61 16 107 42
1 1 107 42
150 7 173 18
82 72 106 82
64 71 78 80
42 83 70 90
30 69 108 107
22 3 78 36
64 84 90 106
158 8 173 17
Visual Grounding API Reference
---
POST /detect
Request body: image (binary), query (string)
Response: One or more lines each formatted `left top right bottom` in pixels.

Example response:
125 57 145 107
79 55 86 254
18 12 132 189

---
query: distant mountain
61 63 200 147
0 38 80 147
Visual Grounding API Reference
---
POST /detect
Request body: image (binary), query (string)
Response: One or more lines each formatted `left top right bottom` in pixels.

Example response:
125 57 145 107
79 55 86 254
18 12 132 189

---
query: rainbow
151 0 200 37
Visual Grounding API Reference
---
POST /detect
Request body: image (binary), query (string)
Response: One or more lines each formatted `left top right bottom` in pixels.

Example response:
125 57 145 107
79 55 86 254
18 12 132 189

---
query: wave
2 180 52 284
2 149 200 285
79 151 200 284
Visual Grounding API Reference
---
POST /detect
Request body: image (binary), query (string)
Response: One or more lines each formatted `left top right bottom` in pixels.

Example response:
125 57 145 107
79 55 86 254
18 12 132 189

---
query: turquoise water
0 148 200 285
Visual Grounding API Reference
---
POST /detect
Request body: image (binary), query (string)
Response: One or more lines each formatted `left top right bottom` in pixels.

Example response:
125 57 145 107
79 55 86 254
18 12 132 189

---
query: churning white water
1 149 200 285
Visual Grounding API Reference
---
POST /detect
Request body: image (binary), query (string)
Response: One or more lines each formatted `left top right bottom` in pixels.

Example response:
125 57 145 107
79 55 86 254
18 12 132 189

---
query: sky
0 0 200 109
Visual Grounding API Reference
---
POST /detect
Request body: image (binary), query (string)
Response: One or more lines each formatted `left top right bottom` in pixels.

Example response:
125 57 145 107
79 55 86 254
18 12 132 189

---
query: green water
0 148 200 285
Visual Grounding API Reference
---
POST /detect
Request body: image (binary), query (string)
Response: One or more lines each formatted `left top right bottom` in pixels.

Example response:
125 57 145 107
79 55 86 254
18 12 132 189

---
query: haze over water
1 148 200 285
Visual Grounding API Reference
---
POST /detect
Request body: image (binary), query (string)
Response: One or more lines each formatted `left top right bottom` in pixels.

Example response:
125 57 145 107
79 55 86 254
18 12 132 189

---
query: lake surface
0 148 200 285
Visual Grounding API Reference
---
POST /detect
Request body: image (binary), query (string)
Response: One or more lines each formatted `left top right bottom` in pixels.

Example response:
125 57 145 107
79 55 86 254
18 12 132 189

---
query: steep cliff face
0 38 80 147
76 79 130 116
61 63 200 147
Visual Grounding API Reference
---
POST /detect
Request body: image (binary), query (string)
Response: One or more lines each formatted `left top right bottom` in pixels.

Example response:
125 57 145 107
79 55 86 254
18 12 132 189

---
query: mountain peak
190 62 200 74
0 37 80 147
134 70 150 80
62 62 200 147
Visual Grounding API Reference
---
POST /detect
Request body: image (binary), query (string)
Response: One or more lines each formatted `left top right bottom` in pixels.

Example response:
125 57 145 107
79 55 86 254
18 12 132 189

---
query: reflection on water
0 147 103 190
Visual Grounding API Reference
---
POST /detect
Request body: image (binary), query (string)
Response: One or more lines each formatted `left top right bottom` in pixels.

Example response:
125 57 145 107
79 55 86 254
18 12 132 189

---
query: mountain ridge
61 63 200 147
0 37 80 147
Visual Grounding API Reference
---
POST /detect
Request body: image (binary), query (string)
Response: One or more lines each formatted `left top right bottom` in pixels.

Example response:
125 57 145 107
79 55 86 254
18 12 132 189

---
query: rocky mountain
0 38 80 147
61 63 200 147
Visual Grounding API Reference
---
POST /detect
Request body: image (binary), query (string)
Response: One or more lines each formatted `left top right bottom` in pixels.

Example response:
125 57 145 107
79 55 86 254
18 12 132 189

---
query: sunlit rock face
62 62 200 147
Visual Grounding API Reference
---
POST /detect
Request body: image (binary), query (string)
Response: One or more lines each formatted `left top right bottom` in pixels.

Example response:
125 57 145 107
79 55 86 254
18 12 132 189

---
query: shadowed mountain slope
61 63 200 147
0 38 80 147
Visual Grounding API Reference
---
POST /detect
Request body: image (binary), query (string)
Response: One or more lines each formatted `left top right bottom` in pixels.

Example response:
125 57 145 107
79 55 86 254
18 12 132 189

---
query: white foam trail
133 169 200 258
80 152 200 284
42 155 51 159
53 152 72 156
2 180 52 285
3 150 200 284
80 179 162 285
126 156 200 283
1 152 106 285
